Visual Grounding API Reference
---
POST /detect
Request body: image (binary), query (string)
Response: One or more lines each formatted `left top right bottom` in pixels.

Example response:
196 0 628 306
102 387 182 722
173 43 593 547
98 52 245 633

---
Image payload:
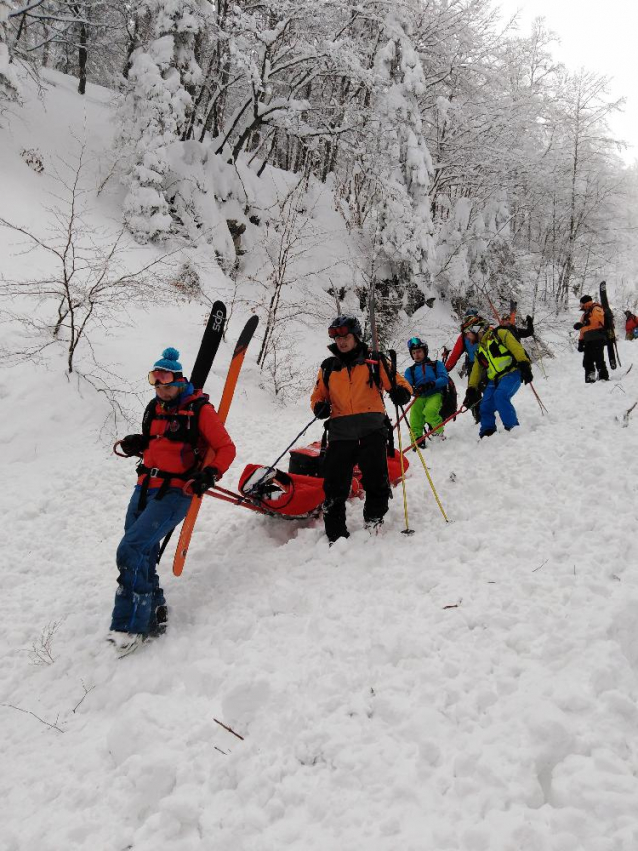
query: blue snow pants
110 486 191 635
479 370 522 436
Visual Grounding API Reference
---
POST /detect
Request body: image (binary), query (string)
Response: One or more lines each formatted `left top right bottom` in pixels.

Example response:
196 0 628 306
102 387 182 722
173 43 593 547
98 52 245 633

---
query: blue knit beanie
153 347 183 373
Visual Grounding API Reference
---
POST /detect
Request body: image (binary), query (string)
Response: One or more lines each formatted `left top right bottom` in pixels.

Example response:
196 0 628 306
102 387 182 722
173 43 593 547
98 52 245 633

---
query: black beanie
580 295 593 305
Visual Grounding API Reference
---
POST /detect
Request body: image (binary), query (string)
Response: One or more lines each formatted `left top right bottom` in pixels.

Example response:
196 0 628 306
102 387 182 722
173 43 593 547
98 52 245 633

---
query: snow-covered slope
3 74 638 851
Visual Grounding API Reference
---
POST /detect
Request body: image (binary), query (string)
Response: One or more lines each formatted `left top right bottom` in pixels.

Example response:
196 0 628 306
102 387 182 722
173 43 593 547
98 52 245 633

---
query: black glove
573 322 584 330
313 401 331 419
388 386 411 406
463 387 480 409
577 340 584 353
518 361 533 385
190 466 218 496
418 381 436 395
120 434 148 457
526 315 534 334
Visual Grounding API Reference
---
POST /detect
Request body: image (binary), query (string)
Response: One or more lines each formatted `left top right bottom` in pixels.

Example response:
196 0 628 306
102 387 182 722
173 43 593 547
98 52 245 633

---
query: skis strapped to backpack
599 280 620 370
172 315 259 577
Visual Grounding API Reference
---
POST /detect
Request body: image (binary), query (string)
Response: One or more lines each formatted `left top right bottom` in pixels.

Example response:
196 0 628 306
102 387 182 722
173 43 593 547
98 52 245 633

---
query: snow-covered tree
371 10 435 283
118 0 208 243
1 1 20 109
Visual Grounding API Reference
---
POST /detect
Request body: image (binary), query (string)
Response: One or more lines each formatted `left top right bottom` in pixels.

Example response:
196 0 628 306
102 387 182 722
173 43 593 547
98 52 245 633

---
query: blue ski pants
479 370 522 435
110 486 191 635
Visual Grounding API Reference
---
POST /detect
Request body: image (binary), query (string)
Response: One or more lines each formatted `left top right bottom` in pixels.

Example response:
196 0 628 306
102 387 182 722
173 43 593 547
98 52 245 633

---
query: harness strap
136 463 198 510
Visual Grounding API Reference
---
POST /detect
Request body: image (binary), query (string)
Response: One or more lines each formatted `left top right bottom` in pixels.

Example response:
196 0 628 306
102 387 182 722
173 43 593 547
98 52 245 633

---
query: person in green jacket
462 317 533 438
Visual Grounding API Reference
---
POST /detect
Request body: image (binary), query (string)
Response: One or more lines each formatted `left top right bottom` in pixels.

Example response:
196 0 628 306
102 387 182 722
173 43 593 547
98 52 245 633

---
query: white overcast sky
495 0 638 163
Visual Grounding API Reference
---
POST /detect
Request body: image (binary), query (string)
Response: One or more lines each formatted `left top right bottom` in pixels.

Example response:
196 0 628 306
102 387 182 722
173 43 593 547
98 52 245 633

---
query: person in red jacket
624 310 638 340
108 347 236 653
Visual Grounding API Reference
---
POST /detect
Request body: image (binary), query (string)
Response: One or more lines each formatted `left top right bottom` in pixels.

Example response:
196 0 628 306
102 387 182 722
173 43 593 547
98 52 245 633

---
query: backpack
141 395 209 453
440 377 458 421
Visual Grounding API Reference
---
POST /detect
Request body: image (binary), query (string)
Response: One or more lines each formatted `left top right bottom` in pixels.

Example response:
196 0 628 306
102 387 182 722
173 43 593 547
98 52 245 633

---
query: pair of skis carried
161 301 259 577
599 281 620 370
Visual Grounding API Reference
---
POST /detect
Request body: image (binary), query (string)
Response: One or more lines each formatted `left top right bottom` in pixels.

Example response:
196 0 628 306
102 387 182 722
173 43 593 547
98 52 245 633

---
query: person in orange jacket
574 295 609 383
310 315 412 543
109 347 236 653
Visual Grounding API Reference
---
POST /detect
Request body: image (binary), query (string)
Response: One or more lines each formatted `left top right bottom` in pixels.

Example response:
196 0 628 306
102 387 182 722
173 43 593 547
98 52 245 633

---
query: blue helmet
407 337 428 357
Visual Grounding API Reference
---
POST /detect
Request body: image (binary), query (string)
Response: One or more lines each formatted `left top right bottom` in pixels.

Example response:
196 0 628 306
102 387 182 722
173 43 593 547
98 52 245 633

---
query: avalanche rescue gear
243 416 318 498
235 444 408 521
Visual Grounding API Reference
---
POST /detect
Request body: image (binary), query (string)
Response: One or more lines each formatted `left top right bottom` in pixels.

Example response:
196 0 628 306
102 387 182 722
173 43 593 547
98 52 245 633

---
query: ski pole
403 407 468 453
244 416 317 495
393 396 417 431
394 410 414 535
528 382 548 415
400 405 449 522
389 351 414 535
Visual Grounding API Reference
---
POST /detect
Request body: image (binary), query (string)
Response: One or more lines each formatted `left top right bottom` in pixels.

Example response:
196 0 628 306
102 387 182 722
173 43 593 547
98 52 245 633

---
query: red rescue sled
231 440 408 519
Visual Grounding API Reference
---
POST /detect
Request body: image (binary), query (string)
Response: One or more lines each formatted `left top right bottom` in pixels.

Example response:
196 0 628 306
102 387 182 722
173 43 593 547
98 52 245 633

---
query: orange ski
173 316 259 576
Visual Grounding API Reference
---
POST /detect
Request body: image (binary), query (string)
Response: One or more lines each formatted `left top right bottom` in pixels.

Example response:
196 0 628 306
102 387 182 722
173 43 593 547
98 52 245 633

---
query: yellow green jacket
468 327 530 387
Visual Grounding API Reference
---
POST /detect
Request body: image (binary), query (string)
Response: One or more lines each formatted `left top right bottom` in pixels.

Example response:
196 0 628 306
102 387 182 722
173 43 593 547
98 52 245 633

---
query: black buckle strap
136 463 196 510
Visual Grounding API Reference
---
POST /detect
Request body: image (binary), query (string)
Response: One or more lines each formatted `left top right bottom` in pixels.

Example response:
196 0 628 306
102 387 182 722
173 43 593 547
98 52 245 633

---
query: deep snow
2 72 638 851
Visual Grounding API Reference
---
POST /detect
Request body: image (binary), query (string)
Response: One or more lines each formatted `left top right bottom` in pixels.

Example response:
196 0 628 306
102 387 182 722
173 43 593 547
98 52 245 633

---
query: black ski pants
322 431 391 541
582 341 608 380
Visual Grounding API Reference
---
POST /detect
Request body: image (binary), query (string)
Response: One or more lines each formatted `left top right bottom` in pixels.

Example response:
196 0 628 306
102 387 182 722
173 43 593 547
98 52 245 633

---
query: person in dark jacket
109 347 236 654
404 337 449 443
310 315 411 543
499 313 535 341
574 295 609 383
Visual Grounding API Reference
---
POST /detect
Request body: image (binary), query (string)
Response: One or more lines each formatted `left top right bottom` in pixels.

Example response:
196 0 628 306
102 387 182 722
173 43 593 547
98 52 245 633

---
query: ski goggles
328 325 353 338
148 369 179 387
407 337 425 350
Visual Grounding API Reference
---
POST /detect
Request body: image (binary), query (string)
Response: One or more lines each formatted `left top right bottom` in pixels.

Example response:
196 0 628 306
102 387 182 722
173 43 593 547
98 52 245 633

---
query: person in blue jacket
404 337 449 444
